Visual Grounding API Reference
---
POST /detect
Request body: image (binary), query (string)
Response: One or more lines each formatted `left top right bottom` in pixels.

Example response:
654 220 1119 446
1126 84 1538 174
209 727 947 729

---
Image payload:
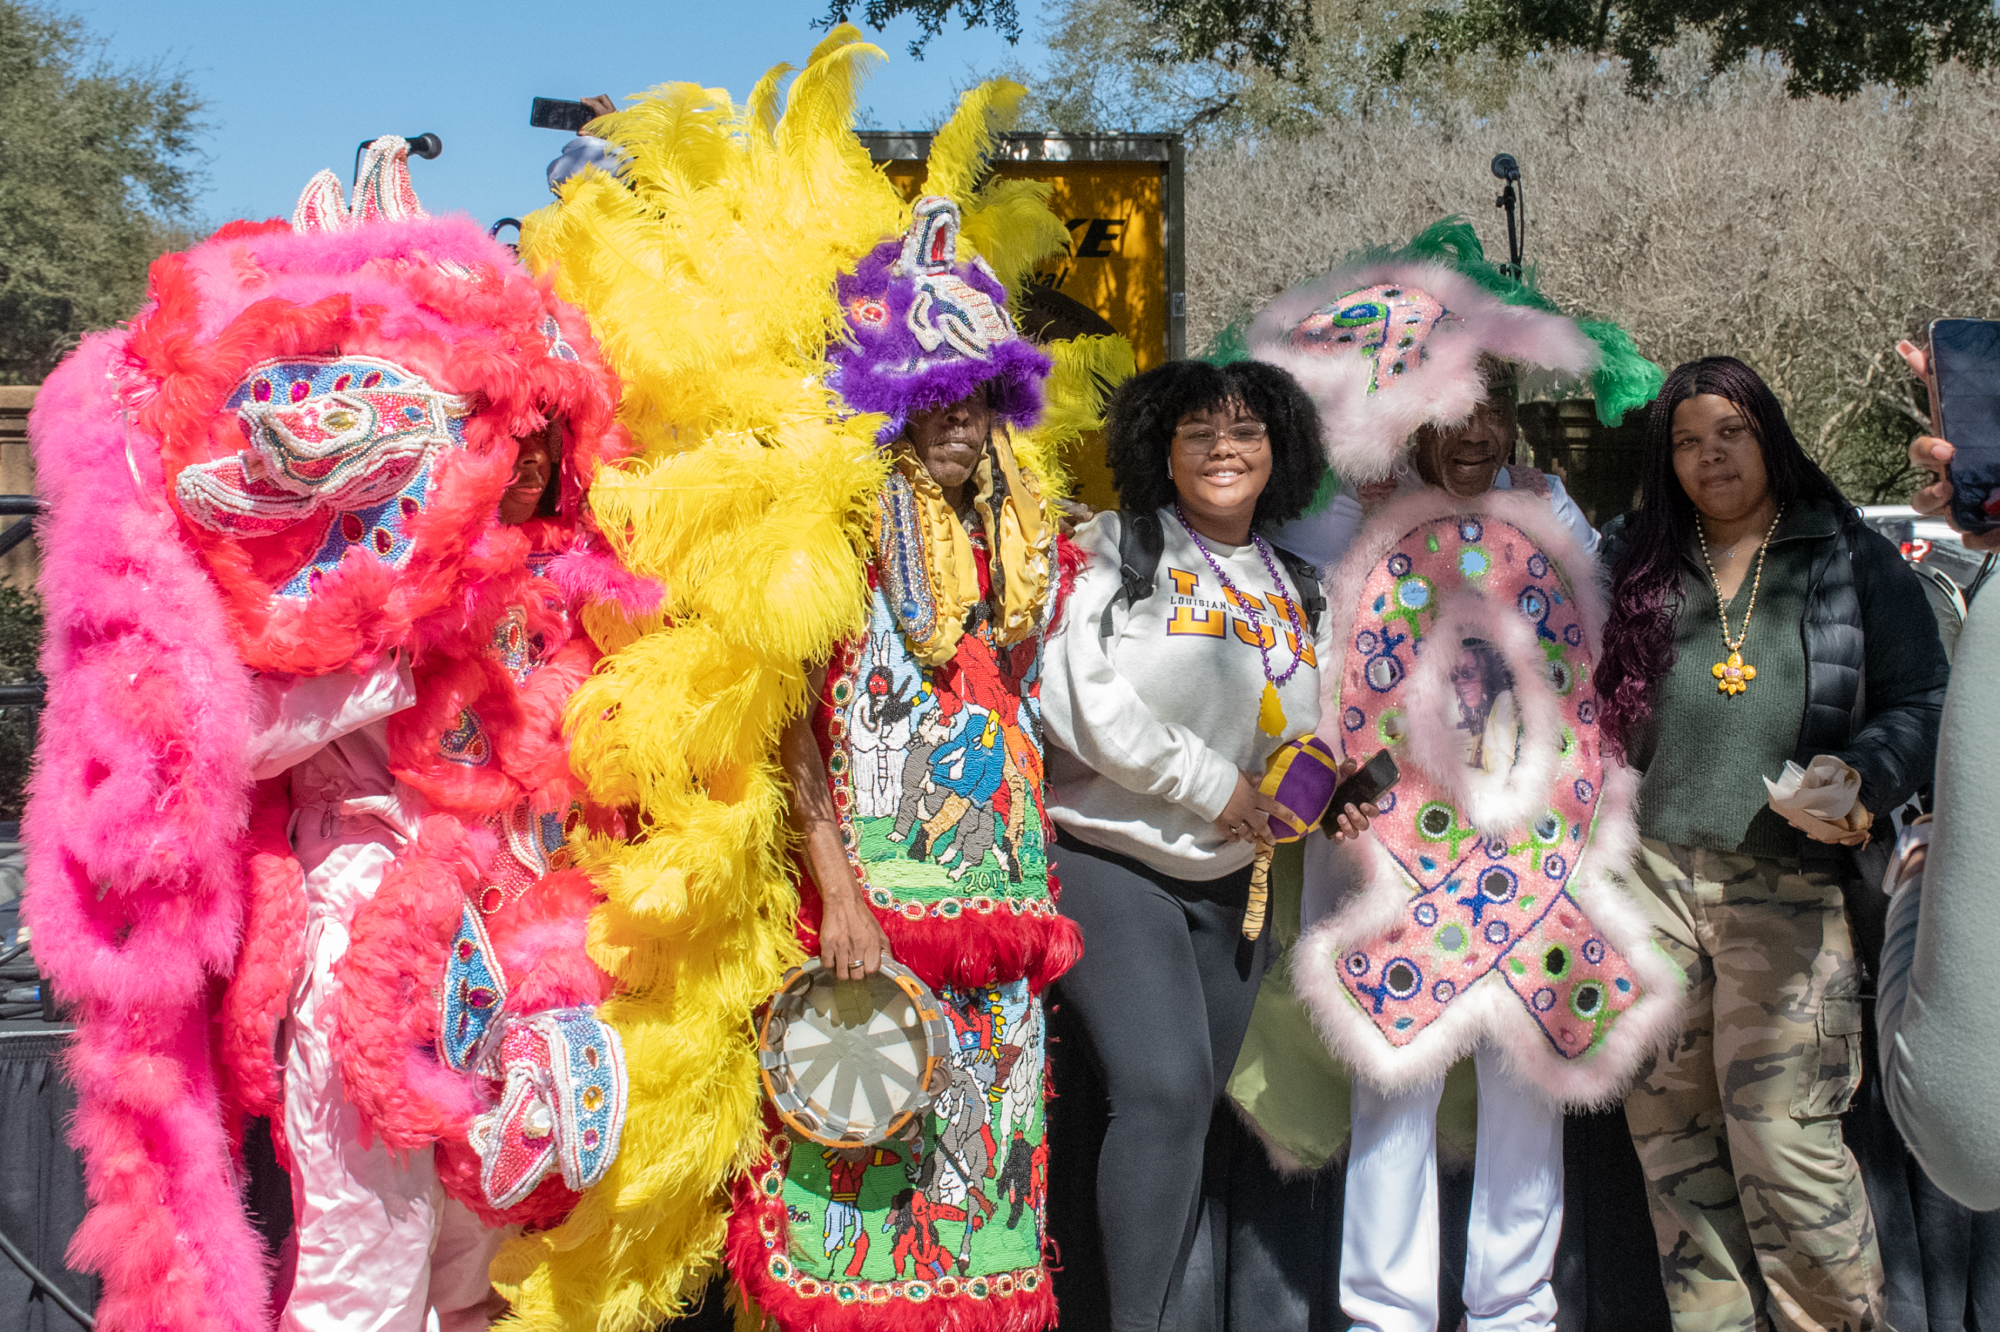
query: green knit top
1632 505 1835 861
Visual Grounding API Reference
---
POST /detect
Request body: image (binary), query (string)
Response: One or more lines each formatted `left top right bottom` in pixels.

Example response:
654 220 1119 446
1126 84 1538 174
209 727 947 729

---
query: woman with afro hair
1040 358 1373 1330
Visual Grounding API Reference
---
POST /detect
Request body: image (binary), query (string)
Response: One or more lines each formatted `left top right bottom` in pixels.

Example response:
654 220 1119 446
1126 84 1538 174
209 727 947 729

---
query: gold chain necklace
1695 505 1784 696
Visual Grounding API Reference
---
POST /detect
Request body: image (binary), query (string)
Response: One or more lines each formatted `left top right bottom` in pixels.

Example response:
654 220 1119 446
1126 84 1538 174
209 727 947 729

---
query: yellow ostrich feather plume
917 79 1072 316
503 31 899 1328
503 36 1133 1327
1016 332 1138 497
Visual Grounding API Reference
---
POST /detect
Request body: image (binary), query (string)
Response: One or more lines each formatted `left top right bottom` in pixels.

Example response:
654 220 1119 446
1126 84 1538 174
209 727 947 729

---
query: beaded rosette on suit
21 137 643 1328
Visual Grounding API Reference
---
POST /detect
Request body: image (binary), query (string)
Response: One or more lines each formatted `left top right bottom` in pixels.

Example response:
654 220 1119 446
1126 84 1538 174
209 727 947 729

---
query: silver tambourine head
756 957 954 1147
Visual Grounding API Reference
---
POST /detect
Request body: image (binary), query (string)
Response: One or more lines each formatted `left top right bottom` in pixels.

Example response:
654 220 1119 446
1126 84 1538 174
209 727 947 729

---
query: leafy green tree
0 584 39 821
1392 0 2000 96
991 0 1524 136
0 0 205 383
828 0 1998 97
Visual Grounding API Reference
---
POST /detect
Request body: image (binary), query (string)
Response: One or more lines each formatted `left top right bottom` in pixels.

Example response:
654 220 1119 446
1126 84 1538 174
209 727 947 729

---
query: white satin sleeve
246 655 417 783
1543 475 1601 554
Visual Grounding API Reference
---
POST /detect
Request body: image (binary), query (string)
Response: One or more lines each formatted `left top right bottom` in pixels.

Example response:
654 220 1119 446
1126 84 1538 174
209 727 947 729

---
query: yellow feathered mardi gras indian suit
509 30 1133 1329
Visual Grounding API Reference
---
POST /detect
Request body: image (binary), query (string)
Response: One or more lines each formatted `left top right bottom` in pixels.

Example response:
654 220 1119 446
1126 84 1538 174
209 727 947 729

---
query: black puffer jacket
1602 499 1949 858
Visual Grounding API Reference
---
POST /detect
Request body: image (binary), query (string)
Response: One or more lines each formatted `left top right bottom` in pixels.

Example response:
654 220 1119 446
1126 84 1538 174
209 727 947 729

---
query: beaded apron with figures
737 977 1050 1317
821 575 1056 931
734 554 1060 1325
1327 513 1646 1059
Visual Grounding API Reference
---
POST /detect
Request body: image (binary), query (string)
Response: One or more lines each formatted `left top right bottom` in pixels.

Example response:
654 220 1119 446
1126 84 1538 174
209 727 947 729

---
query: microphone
354 134 443 188
1491 154 1524 279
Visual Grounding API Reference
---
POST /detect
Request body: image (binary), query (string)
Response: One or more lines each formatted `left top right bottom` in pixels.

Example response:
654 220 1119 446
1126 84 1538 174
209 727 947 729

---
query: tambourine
756 958 953 1147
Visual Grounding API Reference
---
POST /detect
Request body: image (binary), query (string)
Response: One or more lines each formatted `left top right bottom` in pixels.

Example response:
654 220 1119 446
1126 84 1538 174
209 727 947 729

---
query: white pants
1342 1044 1564 1332
279 846 503 1332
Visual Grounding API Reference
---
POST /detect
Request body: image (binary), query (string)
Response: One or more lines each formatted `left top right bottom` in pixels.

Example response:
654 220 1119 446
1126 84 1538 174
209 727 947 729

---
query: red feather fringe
727 1112 1058 1332
796 874 1081 995
218 779 305 1134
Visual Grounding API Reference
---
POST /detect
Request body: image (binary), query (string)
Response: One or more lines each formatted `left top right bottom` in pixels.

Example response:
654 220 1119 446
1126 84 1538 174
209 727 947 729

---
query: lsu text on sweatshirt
1042 509 1335 879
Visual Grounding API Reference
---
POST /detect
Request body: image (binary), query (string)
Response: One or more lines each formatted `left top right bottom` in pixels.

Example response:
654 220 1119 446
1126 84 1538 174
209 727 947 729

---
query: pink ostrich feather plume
22 179 633 1325
24 331 274 1330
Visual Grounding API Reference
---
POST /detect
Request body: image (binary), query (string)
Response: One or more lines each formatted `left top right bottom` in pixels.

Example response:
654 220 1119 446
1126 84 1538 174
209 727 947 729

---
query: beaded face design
899 196 1015 360
1286 283 1448 393
827 195 1050 441
172 356 473 597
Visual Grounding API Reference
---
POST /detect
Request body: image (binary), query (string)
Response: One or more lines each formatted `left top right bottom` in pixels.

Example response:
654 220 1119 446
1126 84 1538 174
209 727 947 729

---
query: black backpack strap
1098 509 1165 638
1267 542 1325 636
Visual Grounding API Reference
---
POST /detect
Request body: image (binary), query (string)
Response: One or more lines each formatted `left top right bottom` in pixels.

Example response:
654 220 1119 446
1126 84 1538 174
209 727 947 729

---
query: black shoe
908 829 930 859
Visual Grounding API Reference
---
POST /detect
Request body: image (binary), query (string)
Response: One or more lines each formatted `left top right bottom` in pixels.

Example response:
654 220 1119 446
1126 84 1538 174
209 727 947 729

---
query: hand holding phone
531 97 612 134
1323 749 1398 840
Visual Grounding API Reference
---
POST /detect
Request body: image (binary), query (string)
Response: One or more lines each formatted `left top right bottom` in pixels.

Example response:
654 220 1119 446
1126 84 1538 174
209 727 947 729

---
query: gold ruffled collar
871 429 1053 666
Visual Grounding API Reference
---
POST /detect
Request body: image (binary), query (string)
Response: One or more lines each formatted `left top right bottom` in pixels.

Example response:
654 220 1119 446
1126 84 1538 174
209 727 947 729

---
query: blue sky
67 0 1042 229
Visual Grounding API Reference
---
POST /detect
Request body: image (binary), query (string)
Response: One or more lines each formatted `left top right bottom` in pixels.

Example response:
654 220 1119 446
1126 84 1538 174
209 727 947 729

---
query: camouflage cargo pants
1623 838 1883 1332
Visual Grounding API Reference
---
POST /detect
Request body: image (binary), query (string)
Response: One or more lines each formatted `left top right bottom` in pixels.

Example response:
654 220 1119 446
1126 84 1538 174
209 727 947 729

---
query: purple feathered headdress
829 195 1051 443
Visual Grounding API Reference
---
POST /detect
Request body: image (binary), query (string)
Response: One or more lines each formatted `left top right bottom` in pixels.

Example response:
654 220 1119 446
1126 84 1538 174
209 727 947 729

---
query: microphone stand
353 133 443 188
1491 153 1524 281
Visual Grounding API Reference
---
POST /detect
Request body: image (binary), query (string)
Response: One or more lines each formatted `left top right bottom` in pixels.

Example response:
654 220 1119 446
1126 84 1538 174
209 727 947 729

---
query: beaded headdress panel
828 195 1052 443
1243 220 1662 484
123 135 626 676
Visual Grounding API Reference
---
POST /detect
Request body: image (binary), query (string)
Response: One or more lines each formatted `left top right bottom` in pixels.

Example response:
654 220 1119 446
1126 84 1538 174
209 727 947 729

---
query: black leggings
1051 837 1272 1332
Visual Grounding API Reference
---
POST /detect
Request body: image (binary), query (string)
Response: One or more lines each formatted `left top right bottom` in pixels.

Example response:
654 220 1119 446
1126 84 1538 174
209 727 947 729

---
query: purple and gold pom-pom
1259 733 1343 843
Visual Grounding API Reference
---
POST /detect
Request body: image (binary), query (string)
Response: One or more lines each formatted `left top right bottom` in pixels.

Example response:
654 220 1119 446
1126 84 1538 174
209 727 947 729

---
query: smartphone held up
1929 318 2000 536
530 98 598 134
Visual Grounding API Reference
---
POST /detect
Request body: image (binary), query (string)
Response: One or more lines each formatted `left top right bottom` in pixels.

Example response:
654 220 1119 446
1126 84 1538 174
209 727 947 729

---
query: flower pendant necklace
1174 506 1309 735
1695 505 1784 696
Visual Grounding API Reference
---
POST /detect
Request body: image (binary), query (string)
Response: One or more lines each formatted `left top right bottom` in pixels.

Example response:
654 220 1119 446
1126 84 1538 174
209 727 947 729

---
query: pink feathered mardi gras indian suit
23 138 644 1330
1244 230 1681 1104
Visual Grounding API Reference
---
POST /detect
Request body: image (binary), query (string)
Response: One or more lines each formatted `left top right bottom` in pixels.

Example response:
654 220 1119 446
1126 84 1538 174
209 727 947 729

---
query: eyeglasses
1172 422 1269 454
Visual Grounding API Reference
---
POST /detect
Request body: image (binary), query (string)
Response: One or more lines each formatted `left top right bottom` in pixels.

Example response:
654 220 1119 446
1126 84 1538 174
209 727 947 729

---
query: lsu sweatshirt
1042 509 1335 879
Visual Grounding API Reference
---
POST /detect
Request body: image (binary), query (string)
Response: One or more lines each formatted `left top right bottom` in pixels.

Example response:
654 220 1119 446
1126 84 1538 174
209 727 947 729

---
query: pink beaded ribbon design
1323 510 1645 1062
